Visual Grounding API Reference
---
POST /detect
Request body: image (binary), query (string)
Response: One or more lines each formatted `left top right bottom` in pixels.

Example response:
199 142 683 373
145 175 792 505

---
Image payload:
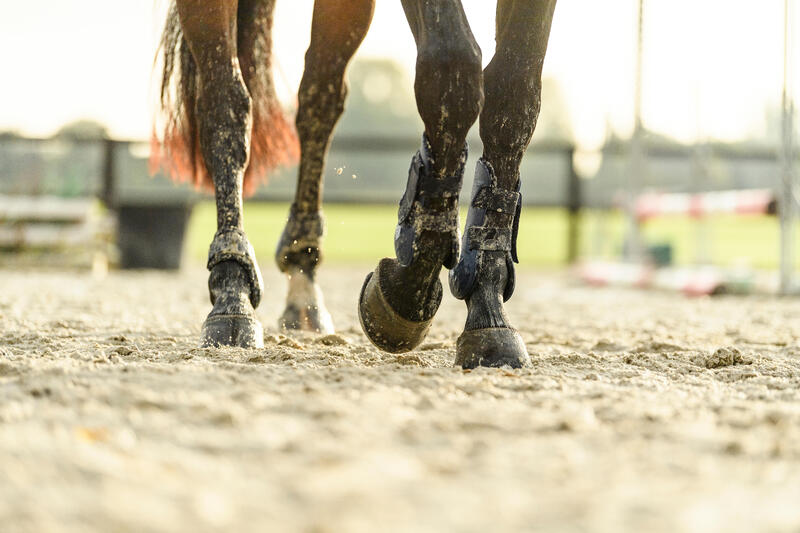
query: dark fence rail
0 135 575 203
0 135 791 265
1 135 788 206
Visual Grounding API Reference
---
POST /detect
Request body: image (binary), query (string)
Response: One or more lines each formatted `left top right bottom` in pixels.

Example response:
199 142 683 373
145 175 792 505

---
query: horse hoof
201 314 264 349
455 327 530 369
279 304 334 335
358 260 436 353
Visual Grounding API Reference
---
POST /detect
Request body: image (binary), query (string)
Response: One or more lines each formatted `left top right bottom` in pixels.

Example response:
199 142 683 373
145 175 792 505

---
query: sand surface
1 265 800 532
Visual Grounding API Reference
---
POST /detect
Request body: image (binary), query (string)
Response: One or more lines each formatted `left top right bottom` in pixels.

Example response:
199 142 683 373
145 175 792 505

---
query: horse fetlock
456 258 529 369
208 261 253 315
462 252 511 330
208 228 263 308
203 228 264 349
275 205 325 274
202 260 264 349
276 206 331 334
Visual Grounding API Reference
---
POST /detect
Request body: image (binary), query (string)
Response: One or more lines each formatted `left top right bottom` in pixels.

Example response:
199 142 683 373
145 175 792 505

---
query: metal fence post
101 138 117 209
779 0 797 295
566 146 582 264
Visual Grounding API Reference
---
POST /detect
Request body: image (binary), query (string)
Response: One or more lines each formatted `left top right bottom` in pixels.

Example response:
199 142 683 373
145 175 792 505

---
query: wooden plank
0 195 94 223
0 222 96 248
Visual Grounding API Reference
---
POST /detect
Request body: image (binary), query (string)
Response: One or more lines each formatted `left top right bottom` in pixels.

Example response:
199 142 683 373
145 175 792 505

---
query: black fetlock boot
449 158 530 368
359 134 465 353
275 205 333 334
201 228 264 348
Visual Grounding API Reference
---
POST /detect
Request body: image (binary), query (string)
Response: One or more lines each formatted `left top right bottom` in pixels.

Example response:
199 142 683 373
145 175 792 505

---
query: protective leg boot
449 158 530 368
201 228 264 348
359 134 465 352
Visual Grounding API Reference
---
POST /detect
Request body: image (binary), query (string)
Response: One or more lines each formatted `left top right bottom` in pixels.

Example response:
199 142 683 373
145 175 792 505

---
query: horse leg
359 0 483 352
275 0 375 334
176 0 264 348
449 0 557 368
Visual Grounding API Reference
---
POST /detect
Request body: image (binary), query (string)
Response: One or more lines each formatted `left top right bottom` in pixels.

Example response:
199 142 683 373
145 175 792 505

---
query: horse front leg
449 0 557 368
275 0 375 334
177 0 264 348
358 0 483 352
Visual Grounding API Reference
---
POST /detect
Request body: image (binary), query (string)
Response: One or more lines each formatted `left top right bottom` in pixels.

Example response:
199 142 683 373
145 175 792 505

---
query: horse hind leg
358 0 483 352
175 0 264 348
275 0 375 334
449 0 557 368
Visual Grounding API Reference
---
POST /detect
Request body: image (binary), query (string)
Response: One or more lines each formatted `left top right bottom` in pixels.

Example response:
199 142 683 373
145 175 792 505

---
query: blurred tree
54 119 109 141
338 58 421 137
0 130 23 141
338 59 574 146
535 77 574 143
49 119 110 196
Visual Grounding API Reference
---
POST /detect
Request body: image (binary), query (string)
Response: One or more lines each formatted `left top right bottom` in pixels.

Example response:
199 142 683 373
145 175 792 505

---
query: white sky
0 0 797 149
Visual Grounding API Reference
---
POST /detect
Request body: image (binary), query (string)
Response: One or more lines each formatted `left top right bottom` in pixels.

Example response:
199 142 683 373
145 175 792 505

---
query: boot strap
467 185 521 260
283 204 325 240
208 228 263 308
449 158 522 302
395 134 466 268
473 187 520 214
467 227 513 251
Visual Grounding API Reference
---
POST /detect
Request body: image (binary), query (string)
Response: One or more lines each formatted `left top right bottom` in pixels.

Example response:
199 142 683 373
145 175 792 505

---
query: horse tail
149 3 203 190
238 0 300 196
150 1 299 196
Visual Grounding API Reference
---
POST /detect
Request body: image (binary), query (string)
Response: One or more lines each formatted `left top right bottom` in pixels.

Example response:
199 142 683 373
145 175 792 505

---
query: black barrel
116 204 193 269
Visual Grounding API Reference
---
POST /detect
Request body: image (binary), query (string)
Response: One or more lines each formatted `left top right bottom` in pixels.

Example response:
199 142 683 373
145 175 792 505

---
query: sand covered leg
449 0 557 368
175 0 264 348
359 0 482 352
276 0 375 334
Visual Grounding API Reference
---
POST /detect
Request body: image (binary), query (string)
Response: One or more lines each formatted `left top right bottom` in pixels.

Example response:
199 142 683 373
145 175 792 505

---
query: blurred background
0 0 798 294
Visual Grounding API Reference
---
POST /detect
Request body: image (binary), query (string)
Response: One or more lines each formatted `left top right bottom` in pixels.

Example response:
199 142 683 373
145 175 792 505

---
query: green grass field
186 202 799 270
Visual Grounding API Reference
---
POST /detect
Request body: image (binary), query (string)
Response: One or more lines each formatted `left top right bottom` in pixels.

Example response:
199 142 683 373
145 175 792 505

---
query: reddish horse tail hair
149 2 299 197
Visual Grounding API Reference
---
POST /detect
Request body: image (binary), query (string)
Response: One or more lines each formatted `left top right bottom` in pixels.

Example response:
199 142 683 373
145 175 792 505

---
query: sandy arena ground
1 264 800 532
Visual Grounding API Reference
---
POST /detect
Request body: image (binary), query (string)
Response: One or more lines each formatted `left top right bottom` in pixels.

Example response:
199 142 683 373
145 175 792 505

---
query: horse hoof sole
201 314 264 349
358 262 434 353
455 327 530 369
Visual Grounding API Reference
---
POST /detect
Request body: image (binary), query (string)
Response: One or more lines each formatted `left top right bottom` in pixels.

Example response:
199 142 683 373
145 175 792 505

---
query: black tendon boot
449 158 530 368
359 134 466 352
201 228 265 348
